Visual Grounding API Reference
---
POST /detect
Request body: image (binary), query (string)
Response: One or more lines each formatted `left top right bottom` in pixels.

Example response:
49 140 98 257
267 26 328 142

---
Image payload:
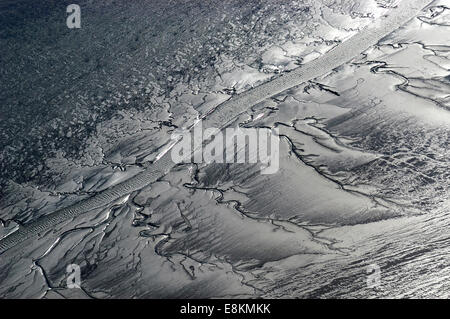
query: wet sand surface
1 0 449 298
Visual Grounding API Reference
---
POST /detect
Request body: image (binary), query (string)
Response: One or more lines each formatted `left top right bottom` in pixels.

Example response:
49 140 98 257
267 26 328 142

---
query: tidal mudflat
0 0 449 298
